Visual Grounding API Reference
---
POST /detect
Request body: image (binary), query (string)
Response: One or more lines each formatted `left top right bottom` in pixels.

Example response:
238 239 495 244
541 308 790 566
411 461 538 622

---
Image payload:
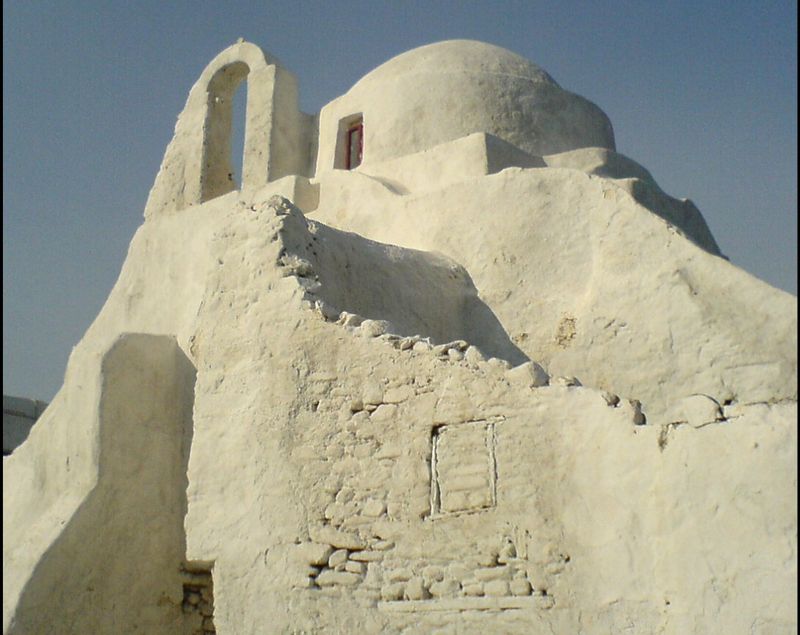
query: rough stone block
345 560 366 574
429 579 460 597
447 349 464 361
464 346 486 366
328 549 349 568
309 526 366 550
383 385 413 403
361 499 386 517
506 360 550 388
474 566 511 582
362 382 383 405
381 582 405 601
386 568 413 582
370 404 397 422
510 578 532 596
463 583 484 596
349 550 383 562
296 543 334 566
373 540 395 551
315 570 362 587
358 319 389 338
484 579 510 597
421 565 444 582
404 576 430 600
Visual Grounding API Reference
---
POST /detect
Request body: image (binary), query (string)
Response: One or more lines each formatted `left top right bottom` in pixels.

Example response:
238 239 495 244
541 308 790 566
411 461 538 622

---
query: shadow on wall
9 335 200 635
307 222 529 366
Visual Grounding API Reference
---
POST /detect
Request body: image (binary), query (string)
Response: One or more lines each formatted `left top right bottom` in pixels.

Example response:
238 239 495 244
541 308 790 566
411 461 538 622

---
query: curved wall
316 40 615 174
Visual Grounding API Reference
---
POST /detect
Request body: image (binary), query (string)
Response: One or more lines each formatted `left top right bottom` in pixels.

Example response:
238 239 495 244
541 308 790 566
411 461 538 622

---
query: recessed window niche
335 114 364 170
431 421 497 515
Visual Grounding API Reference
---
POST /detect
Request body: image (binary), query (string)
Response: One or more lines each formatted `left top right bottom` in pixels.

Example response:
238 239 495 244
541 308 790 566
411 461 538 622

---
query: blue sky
3 1 797 401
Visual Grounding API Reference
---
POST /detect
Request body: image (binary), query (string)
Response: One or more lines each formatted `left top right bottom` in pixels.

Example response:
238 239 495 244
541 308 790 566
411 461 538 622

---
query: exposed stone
328 549 349 568
506 361 550 388
674 394 724 427
309 527 366 551
369 404 396 422
348 550 383 562
497 540 517 563
464 346 486 366
510 578 532 596
398 337 416 351
324 503 344 521
314 300 340 322
363 562 382 589
404 577 430 601
447 349 464 362
462 583 484 597
315 570 362 587
487 357 511 370
474 566 511 582
429 579 460 597
382 385 413 403
338 312 363 327
475 552 499 567
345 560 367 575
360 499 386 517
358 319 389 338
386 568 414 583
362 382 384 406
372 540 395 551
421 565 445 582
381 583 405 602
296 543 334 567
278 253 315 278
447 562 472 580
484 579 511 597
335 487 355 504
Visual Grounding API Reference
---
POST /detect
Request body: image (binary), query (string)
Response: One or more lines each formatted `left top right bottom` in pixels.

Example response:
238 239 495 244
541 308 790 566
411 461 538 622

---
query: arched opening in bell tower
201 61 250 203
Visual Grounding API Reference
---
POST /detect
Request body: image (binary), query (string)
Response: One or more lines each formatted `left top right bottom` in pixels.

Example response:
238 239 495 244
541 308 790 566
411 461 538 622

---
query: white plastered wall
314 41 615 177
144 41 314 218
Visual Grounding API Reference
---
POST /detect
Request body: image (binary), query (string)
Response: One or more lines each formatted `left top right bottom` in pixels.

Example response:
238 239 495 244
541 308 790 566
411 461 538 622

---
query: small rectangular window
346 121 363 169
431 421 497 515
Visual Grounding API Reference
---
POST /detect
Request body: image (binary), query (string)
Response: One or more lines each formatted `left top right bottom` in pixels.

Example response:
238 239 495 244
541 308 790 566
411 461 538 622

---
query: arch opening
230 79 247 190
201 61 250 203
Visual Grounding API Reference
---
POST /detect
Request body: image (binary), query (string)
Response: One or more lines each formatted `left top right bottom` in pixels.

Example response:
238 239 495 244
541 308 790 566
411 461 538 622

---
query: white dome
352 40 558 90
319 40 615 167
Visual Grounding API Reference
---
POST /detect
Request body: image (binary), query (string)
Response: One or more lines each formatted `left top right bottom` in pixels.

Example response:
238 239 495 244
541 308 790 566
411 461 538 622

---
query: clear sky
3 1 797 402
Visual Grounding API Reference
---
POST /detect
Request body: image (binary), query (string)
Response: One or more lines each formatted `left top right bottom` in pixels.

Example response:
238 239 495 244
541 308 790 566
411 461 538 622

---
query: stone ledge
378 595 551 612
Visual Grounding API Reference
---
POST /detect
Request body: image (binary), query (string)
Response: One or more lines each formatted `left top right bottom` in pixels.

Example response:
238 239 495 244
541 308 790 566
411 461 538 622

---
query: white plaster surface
3 39 796 634
316 40 614 175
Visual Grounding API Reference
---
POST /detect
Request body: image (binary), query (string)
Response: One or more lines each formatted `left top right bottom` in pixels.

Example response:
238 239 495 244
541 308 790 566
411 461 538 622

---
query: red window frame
345 121 363 169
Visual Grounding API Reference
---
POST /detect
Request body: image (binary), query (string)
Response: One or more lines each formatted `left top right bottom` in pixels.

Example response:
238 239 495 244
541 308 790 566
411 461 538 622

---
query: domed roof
316 39 615 171
352 40 558 90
